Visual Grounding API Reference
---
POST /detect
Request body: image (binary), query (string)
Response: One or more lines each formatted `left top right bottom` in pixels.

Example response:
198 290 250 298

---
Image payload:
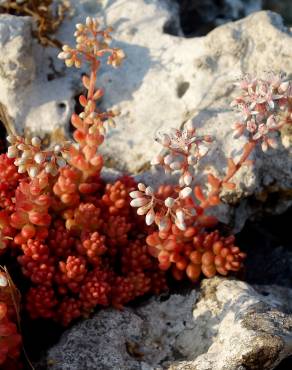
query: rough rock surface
0 14 74 140
41 278 292 370
59 3 292 228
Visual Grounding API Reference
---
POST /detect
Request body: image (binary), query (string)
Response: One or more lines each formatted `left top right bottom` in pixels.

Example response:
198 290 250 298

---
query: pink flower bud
31 137 41 147
185 120 195 132
130 197 148 207
198 143 209 157
34 153 45 164
145 186 153 196
145 209 155 225
138 183 146 191
86 17 93 27
261 141 268 152
176 209 184 223
183 171 192 186
279 81 289 93
129 191 144 199
57 158 67 168
266 115 277 129
158 217 170 231
161 134 170 147
65 59 74 68
267 138 278 149
45 163 56 174
18 165 26 174
28 166 39 178
62 45 70 52
165 197 175 208
58 52 68 60
6 135 16 144
151 155 162 166
0 274 7 287
179 176 185 187
179 187 192 199
137 205 150 215
170 161 182 170
21 150 31 159
175 219 186 231
17 143 26 150
187 155 197 165
164 154 174 165
7 146 18 158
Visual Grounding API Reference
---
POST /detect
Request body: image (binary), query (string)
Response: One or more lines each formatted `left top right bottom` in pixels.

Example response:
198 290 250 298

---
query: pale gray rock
41 278 292 370
0 14 74 140
56 3 291 228
169 279 292 370
0 15 35 86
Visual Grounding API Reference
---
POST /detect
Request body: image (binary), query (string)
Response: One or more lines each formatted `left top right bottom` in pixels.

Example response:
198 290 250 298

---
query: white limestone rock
0 15 35 86
57 3 292 227
0 14 74 140
169 279 292 370
41 278 292 370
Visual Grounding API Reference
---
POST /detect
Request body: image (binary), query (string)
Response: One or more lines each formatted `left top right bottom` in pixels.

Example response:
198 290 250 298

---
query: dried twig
0 0 70 48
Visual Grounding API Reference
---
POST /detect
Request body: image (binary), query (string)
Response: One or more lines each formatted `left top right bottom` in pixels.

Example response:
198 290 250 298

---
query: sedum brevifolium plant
130 73 292 281
0 17 168 334
0 18 290 364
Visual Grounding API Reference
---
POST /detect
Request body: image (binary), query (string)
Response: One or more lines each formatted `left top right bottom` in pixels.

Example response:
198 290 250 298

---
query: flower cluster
7 135 69 178
130 125 214 233
58 17 125 69
0 18 166 328
0 269 22 369
152 123 212 182
231 73 292 151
